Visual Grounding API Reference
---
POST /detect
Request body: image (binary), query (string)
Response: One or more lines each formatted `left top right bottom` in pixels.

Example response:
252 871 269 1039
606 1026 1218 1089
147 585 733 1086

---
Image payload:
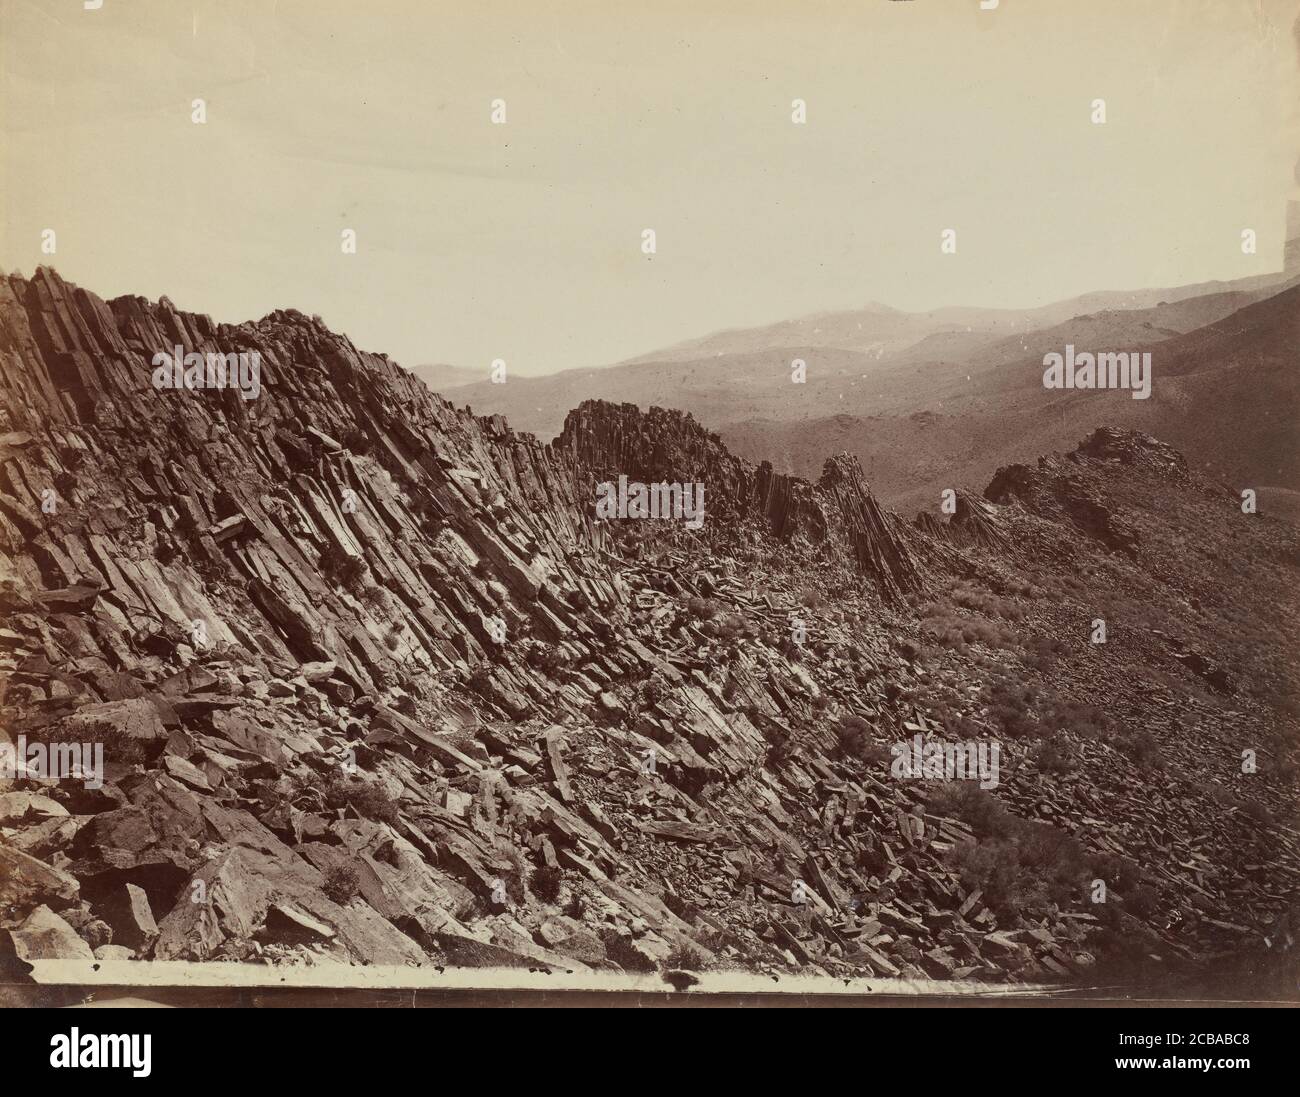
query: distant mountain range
430 264 1300 518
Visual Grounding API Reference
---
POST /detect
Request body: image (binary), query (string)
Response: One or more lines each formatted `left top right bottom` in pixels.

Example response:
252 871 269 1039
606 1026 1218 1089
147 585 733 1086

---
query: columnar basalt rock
558 400 925 600
2 270 1297 988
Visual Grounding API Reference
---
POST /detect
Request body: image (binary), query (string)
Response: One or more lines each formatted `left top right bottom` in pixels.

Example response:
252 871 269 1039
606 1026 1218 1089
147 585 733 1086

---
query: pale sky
2 0 1298 375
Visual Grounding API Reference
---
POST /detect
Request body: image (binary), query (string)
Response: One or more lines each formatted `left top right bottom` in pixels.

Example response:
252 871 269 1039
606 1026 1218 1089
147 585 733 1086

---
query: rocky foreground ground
1 268 1297 990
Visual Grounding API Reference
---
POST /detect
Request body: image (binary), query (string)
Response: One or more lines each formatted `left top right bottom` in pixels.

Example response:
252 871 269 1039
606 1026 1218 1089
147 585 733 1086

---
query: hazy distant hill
440 271 1296 442
614 274 1295 367
408 362 486 392
723 281 1300 516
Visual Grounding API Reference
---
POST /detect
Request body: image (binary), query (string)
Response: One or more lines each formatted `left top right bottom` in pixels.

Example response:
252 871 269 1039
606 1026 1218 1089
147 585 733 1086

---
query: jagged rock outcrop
913 491 1009 553
816 455 924 599
1074 427 1189 476
558 400 924 599
983 432 1163 558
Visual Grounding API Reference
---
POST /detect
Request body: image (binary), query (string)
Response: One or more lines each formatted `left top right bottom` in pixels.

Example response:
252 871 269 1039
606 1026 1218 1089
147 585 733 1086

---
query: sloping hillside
1 270 1297 992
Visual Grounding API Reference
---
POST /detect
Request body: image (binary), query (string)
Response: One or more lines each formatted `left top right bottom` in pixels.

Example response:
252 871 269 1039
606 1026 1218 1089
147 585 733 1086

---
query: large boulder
98 883 159 951
9 904 95 962
0 846 80 924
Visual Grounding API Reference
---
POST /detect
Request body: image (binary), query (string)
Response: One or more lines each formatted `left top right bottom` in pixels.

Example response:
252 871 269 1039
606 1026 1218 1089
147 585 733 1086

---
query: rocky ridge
1 269 1297 990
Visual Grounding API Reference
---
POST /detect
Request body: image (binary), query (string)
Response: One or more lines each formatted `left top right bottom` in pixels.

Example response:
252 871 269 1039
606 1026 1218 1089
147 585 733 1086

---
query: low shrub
836 714 890 766
685 597 720 621
947 817 1090 918
1088 852 1147 894
530 864 563 903
322 773 400 826
1123 883 1161 919
1022 635 1067 672
1116 728 1163 770
985 674 1040 738
323 860 362 904
1031 739 1075 774
320 543 367 590
662 942 706 971
928 783 1017 840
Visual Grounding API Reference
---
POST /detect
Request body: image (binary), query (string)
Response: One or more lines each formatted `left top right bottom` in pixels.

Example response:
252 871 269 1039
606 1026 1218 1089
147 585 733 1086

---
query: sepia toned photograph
1 0 1298 1062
